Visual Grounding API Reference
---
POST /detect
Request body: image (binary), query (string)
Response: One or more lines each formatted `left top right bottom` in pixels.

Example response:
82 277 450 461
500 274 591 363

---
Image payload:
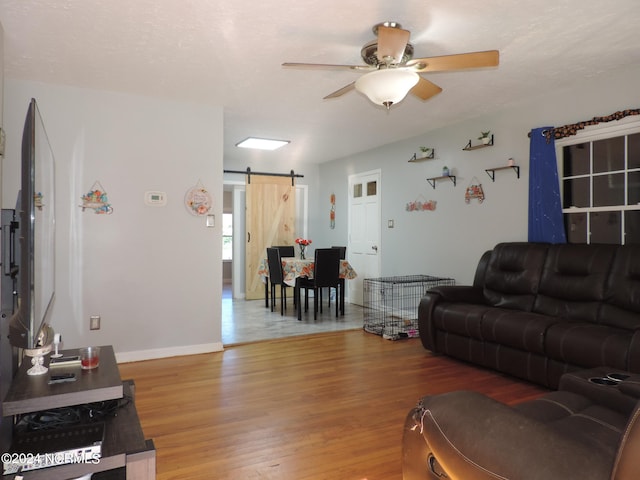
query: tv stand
2 346 155 479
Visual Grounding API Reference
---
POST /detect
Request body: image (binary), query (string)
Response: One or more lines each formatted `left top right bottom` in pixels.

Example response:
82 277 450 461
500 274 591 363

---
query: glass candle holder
79 346 101 370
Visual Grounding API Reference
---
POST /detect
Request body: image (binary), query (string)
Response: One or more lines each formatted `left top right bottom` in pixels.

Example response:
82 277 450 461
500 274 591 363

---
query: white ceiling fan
283 22 499 110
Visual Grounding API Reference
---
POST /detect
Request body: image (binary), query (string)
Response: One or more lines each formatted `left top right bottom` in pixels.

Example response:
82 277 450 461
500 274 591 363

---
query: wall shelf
408 150 435 162
427 175 456 189
485 165 520 181
463 135 494 150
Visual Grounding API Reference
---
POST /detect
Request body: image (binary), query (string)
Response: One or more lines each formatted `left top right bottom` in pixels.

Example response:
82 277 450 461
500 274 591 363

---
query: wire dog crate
364 275 455 340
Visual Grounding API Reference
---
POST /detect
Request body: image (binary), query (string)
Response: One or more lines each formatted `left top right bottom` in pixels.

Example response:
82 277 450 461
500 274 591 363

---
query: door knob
372 245 378 251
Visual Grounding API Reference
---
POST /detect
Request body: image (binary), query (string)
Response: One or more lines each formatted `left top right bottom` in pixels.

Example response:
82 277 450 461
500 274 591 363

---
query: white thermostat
144 191 167 206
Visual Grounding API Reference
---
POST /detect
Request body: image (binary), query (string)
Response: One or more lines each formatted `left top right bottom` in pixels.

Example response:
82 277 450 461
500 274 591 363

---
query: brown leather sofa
402 368 640 480
418 242 640 388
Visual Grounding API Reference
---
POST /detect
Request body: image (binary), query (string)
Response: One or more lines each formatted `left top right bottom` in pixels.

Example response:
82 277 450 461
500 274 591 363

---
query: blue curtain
528 127 567 243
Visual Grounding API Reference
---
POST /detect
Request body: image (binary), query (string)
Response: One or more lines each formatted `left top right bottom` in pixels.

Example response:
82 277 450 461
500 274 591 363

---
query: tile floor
222 284 365 345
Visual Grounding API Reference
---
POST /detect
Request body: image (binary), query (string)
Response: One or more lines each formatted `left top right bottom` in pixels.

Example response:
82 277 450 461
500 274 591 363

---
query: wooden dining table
258 257 358 319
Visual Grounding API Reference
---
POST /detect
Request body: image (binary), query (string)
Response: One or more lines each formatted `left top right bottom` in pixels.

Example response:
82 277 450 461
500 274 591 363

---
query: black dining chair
331 246 346 259
299 248 341 319
273 245 295 257
266 247 293 316
264 246 295 308
273 245 296 306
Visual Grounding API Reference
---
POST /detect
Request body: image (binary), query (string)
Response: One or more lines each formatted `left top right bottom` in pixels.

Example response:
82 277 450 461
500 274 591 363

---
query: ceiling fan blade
406 50 499 73
323 82 356 99
282 62 373 71
376 25 411 64
410 77 443 101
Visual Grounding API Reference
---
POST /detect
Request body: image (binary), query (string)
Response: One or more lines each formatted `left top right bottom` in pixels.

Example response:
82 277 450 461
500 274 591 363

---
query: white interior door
348 170 381 306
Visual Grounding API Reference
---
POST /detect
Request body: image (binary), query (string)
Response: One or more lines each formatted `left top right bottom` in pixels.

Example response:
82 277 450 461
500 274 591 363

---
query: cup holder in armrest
607 373 631 382
589 377 619 386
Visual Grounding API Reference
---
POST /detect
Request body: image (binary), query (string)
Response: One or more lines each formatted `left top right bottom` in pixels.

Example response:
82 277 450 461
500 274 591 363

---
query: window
558 122 640 244
352 180 377 198
222 213 233 260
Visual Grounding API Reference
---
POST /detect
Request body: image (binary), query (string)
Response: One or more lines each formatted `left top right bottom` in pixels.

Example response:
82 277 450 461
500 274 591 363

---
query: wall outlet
90 315 101 330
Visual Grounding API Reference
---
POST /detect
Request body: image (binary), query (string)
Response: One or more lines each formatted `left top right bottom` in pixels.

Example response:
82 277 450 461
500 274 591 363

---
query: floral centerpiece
295 238 312 259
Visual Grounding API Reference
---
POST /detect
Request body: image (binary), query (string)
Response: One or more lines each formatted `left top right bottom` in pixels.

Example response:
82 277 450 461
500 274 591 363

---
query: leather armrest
417 294 439 351
418 287 485 351
558 371 640 415
427 285 486 304
619 374 640 399
415 391 612 480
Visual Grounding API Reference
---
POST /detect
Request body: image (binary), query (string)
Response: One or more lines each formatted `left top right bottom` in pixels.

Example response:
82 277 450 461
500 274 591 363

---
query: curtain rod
223 167 304 186
528 108 640 142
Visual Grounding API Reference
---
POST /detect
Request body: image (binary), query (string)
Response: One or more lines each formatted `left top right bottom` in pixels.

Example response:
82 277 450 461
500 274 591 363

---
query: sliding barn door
245 176 296 300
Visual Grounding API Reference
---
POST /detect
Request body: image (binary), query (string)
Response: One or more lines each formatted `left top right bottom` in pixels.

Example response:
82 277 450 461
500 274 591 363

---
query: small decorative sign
465 178 485 204
406 197 437 212
185 180 212 216
80 181 113 214
330 193 336 229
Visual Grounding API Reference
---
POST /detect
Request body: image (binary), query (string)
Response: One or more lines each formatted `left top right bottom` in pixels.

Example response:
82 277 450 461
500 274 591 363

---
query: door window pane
366 181 377 196
353 183 362 198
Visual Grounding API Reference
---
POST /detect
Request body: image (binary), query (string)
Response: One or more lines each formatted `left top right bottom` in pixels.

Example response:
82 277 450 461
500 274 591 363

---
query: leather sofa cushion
534 244 617 322
432 303 488 340
480 309 560 353
545 322 631 370
514 390 628 457
415 390 614 480
483 242 548 311
601 244 640 329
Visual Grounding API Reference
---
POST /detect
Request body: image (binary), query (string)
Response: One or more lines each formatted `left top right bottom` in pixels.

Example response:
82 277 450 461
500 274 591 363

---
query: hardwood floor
119 331 547 479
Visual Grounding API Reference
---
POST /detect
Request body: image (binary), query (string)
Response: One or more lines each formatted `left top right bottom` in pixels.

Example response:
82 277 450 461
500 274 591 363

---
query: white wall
2 80 223 361
3 63 638 360
315 65 640 285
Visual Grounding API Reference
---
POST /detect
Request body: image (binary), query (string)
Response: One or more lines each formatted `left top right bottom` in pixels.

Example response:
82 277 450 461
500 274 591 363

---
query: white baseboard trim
116 342 224 363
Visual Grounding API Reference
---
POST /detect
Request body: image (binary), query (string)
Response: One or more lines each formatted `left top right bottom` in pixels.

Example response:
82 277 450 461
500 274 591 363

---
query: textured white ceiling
1 0 639 164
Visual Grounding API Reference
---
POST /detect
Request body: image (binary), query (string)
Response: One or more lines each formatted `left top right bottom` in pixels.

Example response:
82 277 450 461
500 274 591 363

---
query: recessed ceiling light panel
236 137 290 150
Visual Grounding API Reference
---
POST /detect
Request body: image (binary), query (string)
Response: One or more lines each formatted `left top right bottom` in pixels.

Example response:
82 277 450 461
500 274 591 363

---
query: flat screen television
8 98 56 372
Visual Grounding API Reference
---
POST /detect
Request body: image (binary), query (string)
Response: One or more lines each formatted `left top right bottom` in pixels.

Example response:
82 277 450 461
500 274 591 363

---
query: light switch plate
90 315 101 330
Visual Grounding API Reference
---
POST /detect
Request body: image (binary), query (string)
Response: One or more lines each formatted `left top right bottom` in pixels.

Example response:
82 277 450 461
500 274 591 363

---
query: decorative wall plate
185 181 212 216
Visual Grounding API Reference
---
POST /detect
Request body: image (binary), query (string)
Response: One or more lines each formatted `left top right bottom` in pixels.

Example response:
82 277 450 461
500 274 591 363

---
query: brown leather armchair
402 368 640 479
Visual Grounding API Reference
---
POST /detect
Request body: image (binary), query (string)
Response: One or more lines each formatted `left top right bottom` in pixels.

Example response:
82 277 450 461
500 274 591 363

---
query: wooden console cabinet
2 346 155 479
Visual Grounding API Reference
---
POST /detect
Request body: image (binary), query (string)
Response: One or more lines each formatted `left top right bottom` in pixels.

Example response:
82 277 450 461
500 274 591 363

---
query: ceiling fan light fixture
355 68 419 109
